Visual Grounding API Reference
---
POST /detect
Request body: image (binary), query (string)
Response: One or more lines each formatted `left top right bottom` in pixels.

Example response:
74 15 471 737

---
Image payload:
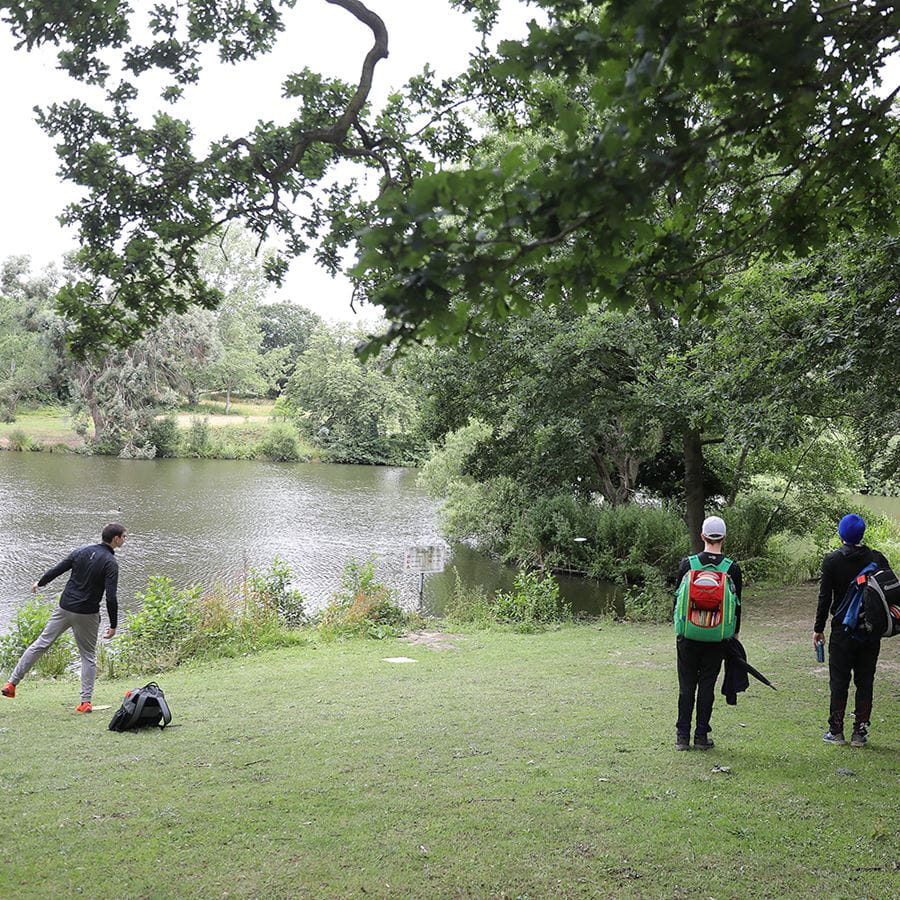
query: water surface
0 453 615 626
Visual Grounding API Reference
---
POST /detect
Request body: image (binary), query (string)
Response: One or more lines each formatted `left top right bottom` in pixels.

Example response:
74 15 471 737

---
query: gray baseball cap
701 515 727 540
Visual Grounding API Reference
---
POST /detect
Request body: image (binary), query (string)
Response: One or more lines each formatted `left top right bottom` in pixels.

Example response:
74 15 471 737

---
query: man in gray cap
674 515 742 750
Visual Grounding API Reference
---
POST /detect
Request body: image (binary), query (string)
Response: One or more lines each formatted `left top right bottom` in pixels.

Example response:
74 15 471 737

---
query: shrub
6 428 32 451
443 569 494 627
118 441 157 459
493 570 570 628
115 576 203 672
623 568 671 623
147 415 181 457
183 417 211 457
212 440 255 460
246 556 307 627
0 597 76 677
91 436 124 456
319 558 408 639
587 503 688 584
506 493 600 570
256 423 305 462
716 493 784 564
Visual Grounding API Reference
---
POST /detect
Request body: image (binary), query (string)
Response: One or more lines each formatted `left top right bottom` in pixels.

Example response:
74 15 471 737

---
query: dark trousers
828 629 881 734
676 637 725 737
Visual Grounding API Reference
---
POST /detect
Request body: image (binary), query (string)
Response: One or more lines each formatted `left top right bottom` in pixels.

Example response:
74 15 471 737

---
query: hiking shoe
823 731 846 745
693 736 715 750
1 682 15 698
675 735 690 751
850 731 867 748
74 702 93 714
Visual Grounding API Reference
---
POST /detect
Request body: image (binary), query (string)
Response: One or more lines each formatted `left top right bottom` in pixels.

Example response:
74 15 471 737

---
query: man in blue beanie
814 514 891 746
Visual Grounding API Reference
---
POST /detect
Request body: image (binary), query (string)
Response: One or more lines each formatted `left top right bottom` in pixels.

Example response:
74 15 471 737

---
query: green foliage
255 423 305 462
418 418 493 498
0 284 55 419
2 1 895 377
184 416 211 456
493 570 569 630
111 559 311 674
0 597 76 677
718 493 784 567
622 569 671 624
115 576 204 672
442 569 494 628
258 302 324 390
319 558 409 640
286 328 424 465
517 499 687 587
147 415 181 457
246 556 307 628
6 427 33 451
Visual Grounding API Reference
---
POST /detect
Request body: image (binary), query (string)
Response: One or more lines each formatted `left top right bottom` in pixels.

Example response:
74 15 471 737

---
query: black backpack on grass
108 682 172 731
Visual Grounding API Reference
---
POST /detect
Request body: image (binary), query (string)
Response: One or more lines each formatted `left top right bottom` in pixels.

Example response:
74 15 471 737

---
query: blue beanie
838 513 865 545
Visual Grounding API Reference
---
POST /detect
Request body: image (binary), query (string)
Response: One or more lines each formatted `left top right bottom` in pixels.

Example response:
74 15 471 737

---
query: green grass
0 405 81 446
1 585 897 898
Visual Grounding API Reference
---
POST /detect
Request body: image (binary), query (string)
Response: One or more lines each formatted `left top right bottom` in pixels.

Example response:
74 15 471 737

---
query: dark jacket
722 638 750 705
38 543 119 628
815 544 890 634
676 551 743 636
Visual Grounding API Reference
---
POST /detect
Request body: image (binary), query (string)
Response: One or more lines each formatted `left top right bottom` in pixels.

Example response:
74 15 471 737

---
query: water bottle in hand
815 640 825 663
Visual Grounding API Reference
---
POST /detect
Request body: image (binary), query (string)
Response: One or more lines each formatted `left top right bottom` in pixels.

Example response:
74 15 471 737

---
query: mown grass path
1 587 897 898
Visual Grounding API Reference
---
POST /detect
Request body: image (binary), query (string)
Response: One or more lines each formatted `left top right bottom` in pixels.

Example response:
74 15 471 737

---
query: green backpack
674 555 739 642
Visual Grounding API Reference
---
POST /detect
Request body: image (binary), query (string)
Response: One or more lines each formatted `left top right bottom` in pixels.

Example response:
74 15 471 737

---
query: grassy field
0 405 81 447
0 400 314 459
1 586 897 898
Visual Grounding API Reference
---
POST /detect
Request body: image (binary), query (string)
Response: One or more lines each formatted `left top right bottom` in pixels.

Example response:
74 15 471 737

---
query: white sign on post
404 544 448 574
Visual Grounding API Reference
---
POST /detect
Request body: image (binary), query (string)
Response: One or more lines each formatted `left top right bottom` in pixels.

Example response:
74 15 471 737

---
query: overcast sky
0 2 896 324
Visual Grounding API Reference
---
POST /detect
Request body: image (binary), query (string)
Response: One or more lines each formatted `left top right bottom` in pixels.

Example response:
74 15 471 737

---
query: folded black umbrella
722 637 776 705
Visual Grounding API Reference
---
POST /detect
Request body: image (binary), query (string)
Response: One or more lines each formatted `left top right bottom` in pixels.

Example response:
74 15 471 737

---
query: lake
0 453 616 627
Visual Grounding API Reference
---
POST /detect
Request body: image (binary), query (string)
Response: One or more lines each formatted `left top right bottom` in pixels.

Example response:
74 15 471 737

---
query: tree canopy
2 0 897 353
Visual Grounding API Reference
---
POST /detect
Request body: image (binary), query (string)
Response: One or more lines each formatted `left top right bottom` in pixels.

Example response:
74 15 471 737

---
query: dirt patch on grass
401 631 465 651
173 414 271 427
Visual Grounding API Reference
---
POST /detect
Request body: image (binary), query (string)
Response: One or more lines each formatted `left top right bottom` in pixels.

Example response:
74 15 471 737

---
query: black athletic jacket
815 543 890 634
676 551 743 635
38 543 119 628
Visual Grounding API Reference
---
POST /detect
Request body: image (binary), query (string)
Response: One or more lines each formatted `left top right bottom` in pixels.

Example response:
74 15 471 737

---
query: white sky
0 3 897 324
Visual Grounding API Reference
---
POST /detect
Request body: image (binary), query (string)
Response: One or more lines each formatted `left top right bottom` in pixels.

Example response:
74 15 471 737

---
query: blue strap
841 563 879 630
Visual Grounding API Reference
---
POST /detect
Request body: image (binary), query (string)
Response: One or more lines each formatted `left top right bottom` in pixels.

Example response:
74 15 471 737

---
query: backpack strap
123 689 152 730
155 694 172 728
714 556 734 574
856 562 879 580
689 555 733 573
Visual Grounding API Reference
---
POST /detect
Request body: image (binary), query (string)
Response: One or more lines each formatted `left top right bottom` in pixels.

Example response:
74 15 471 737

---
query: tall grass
106 558 311 676
0 596 77 677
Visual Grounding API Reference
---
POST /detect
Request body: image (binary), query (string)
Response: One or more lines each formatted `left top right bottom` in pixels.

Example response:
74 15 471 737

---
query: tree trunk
74 367 106 439
683 428 705 553
225 389 232 415
726 445 750 507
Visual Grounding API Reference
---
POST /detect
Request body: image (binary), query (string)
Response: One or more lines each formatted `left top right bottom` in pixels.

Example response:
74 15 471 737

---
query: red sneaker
1 682 15 698
75 701 93 713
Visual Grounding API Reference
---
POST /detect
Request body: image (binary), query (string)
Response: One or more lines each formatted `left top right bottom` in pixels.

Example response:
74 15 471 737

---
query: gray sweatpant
9 606 100 702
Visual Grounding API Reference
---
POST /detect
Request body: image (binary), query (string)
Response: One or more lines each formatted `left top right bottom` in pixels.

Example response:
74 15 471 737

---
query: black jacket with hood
815 543 890 634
